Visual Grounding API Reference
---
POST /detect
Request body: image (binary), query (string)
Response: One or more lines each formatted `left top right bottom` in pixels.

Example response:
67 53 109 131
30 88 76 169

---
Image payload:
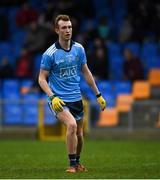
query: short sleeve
80 47 87 65
40 54 52 71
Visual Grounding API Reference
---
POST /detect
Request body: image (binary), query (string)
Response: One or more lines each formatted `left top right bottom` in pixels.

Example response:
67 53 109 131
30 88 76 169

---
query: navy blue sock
68 154 76 167
76 155 80 164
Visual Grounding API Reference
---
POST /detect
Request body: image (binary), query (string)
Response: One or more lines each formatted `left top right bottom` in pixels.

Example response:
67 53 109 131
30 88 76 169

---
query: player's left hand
97 95 106 111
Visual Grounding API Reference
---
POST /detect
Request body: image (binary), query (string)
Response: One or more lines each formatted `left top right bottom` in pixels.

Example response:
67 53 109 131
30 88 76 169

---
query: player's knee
77 131 83 139
68 123 77 135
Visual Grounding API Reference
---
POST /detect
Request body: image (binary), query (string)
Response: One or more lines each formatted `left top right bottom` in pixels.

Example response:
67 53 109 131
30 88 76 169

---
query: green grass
0 139 160 179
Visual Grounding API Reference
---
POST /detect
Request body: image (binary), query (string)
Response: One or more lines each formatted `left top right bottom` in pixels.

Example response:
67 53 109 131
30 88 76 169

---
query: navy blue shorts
48 100 84 121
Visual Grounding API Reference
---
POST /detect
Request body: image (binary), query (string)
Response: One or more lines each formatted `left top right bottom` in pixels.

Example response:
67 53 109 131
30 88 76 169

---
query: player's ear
55 27 59 34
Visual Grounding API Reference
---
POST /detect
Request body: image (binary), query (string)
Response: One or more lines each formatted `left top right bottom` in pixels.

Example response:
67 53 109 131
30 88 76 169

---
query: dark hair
54 14 71 29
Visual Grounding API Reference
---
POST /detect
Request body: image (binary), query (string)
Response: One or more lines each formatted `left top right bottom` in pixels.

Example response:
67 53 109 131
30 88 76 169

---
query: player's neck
59 39 71 51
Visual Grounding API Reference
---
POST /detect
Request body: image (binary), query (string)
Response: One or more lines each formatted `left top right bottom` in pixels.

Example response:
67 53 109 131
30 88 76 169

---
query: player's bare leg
76 120 87 172
76 120 83 156
57 109 77 173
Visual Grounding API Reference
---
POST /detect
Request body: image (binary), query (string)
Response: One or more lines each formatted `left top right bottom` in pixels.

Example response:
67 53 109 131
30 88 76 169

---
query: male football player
38 14 106 173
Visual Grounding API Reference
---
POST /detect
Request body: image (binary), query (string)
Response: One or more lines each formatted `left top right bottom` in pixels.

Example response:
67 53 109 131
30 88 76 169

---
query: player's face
56 20 72 41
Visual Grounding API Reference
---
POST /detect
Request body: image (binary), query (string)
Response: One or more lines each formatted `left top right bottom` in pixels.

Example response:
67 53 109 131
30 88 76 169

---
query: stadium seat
97 108 118 126
80 80 95 101
107 42 121 59
141 43 158 60
110 68 124 80
113 81 132 97
109 56 124 80
0 42 11 56
12 44 22 58
3 93 20 100
87 92 96 101
116 94 133 112
3 103 22 124
20 79 33 94
38 95 58 125
11 30 27 46
44 103 57 125
23 104 39 125
80 19 97 32
80 78 88 90
112 0 127 30
8 7 19 33
148 68 160 86
21 79 33 87
132 81 150 99
2 79 20 99
22 93 39 125
103 93 116 108
146 56 160 71
97 80 112 94
0 43 13 63
96 81 114 106
93 0 109 11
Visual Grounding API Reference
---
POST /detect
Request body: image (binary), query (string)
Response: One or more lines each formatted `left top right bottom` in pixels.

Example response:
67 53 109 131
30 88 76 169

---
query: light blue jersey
40 41 87 102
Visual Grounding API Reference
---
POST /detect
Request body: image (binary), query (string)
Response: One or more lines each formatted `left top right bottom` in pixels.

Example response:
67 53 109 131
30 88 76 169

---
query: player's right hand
51 96 66 113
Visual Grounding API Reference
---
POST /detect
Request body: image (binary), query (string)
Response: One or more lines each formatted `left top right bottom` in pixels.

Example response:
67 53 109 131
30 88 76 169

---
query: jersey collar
55 40 75 52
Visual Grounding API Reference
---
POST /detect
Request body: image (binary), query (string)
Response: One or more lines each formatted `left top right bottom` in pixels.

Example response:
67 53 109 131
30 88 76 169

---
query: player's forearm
38 78 53 97
83 69 100 95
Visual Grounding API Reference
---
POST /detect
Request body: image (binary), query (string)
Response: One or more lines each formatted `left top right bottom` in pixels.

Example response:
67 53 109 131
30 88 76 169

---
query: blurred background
0 0 160 140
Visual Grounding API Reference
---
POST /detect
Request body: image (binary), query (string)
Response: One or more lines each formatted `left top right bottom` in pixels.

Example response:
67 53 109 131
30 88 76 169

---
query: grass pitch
0 139 160 179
